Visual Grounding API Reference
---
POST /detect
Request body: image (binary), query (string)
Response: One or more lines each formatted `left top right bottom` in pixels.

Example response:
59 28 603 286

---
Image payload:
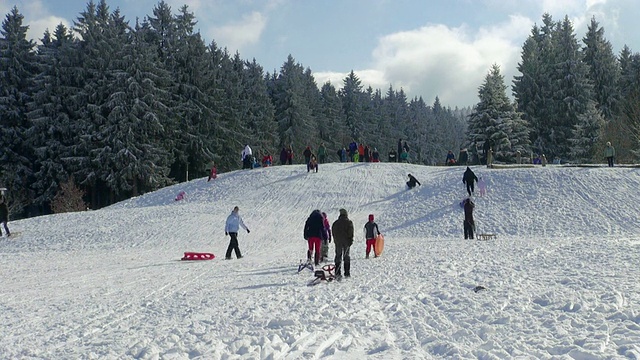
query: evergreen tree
548 16 594 159
97 15 175 199
468 64 530 162
242 58 278 161
27 23 76 210
582 17 619 121
569 100 605 163
0 6 38 214
270 55 315 156
339 70 366 140
319 82 349 156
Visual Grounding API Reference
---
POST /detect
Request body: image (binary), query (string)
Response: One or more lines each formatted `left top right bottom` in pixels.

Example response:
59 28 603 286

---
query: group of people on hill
302 209 382 278
221 205 383 279
337 141 381 163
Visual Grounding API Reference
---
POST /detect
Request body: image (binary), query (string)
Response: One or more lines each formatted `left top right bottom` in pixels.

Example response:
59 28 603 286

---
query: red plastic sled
181 252 215 261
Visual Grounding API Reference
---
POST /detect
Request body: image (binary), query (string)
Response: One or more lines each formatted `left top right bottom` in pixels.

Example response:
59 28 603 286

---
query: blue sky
2 0 639 107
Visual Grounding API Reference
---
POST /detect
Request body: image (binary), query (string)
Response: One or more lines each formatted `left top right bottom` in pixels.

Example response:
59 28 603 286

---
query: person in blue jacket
224 206 250 259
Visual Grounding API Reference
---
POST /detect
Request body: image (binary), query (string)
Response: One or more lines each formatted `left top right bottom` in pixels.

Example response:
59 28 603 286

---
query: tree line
3 3 640 218
468 14 640 165
0 1 468 217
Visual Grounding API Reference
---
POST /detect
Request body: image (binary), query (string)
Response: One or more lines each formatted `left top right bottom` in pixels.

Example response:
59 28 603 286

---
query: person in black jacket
406 174 421 189
332 209 354 278
462 167 478 196
462 198 475 239
0 194 10 237
303 210 327 265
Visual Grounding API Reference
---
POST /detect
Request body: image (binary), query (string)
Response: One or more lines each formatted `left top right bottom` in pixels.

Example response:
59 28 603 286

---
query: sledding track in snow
2 163 640 358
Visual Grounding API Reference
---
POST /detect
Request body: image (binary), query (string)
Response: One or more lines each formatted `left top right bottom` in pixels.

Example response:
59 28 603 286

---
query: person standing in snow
332 208 354 278
462 198 475 240
321 212 332 262
406 174 421 189
224 206 250 259
604 141 615 167
318 143 327 164
303 210 327 266
363 214 381 259
242 145 253 169
0 193 10 237
462 167 478 196
279 147 288 165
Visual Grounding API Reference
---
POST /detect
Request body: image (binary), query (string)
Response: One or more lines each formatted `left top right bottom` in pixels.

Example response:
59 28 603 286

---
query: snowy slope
1 163 640 359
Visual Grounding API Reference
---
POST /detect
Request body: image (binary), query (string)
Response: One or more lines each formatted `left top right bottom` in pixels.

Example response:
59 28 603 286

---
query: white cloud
209 11 266 53
316 15 533 108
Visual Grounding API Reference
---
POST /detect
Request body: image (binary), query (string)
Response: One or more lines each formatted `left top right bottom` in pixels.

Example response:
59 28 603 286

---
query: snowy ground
1 162 640 359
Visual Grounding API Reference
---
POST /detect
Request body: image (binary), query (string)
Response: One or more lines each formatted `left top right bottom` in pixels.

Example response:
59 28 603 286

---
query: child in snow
307 155 318 173
364 214 381 258
207 164 217 181
477 177 487 196
175 191 186 201
321 212 332 262
0 194 10 237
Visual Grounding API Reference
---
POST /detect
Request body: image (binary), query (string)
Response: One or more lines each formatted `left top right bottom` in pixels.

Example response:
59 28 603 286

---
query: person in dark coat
331 208 354 278
458 148 468 165
462 198 475 239
0 194 10 237
304 210 327 266
279 147 288 165
388 149 397 162
462 167 478 196
406 174 421 189
397 139 403 163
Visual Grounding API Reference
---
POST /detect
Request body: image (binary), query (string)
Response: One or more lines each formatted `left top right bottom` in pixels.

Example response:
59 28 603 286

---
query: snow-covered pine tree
468 64 529 162
270 55 315 156
569 100 605 163
319 82 349 155
582 17 620 121
27 24 76 211
547 16 594 160
0 6 38 215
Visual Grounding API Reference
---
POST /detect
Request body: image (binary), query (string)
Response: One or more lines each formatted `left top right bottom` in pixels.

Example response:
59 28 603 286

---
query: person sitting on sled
406 174 421 189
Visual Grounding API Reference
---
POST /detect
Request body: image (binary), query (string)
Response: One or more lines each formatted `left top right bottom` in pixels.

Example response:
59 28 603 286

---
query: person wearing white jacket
224 206 250 259
241 145 253 169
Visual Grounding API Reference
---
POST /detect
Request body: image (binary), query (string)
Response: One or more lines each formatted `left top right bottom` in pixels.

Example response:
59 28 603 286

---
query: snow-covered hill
1 163 640 359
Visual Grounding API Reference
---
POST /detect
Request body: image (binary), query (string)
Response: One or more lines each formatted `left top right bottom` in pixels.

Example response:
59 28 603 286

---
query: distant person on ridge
224 206 250 260
604 141 615 167
0 193 11 237
406 174 421 189
462 167 478 196
318 143 327 164
363 214 381 259
332 208 354 278
242 144 253 169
